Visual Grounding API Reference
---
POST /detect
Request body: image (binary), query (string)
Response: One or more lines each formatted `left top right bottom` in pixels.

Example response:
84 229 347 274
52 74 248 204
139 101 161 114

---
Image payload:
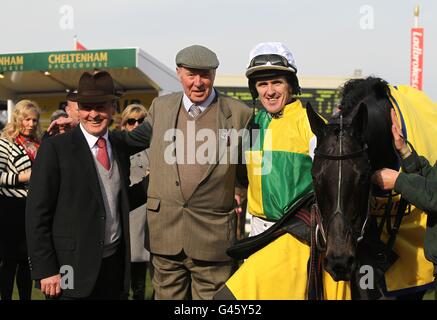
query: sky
1 0 436 99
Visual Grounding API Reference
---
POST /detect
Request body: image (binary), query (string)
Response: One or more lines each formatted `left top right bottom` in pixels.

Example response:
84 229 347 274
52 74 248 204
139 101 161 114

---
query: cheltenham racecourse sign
0 49 136 72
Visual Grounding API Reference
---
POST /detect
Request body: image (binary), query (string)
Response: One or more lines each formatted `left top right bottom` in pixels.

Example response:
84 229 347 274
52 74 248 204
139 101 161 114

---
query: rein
374 138 416 250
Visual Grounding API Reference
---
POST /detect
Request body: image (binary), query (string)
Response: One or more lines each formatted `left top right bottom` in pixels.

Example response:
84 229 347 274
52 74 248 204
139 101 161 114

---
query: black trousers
0 196 27 260
89 249 125 300
59 249 124 300
120 261 148 300
0 258 32 300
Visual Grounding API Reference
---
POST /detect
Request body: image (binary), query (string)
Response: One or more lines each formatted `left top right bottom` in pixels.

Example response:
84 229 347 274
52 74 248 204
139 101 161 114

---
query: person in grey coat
121 104 150 300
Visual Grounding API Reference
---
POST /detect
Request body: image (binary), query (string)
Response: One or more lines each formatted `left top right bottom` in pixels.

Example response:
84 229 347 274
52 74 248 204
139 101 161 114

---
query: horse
307 76 437 298
306 102 371 283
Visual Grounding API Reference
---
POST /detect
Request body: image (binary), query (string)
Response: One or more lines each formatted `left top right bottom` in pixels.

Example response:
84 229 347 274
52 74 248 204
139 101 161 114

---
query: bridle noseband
312 115 370 251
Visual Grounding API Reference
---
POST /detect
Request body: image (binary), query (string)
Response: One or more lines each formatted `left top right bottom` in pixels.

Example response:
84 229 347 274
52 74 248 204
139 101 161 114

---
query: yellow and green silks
246 99 314 221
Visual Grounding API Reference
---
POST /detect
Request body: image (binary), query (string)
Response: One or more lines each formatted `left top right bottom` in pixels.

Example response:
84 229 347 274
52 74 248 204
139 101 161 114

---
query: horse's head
307 102 371 281
340 77 397 174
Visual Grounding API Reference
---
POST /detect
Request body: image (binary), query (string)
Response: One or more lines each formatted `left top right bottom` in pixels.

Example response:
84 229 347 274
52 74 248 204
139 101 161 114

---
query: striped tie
188 104 202 119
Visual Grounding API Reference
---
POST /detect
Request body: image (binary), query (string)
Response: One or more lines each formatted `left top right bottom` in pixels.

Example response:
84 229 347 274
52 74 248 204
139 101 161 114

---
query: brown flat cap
175 45 219 70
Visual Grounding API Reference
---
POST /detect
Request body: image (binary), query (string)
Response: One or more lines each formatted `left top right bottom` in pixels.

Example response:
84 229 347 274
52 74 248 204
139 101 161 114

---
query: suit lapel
72 126 105 215
168 93 184 180
199 93 233 184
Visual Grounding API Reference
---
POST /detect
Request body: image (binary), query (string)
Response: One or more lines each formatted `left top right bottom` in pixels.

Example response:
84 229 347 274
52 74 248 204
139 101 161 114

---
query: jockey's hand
234 194 243 215
390 109 410 158
47 116 78 135
40 274 62 299
372 168 400 191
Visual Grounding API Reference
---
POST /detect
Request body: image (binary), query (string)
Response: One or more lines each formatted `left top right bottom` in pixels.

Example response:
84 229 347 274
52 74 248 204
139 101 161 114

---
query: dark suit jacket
25 126 134 298
114 91 253 261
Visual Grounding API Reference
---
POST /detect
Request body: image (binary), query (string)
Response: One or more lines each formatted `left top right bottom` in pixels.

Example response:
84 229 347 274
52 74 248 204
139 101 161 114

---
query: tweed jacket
115 91 253 261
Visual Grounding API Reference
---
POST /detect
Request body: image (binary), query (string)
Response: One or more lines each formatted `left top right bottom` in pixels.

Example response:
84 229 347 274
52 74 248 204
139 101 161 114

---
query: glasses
248 54 291 68
126 117 145 125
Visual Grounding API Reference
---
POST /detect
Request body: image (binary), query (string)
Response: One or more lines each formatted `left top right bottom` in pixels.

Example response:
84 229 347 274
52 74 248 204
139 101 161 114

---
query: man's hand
372 168 400 191
47 117 78 135
40 274 62 298
234 194 243 215
390 109 410 158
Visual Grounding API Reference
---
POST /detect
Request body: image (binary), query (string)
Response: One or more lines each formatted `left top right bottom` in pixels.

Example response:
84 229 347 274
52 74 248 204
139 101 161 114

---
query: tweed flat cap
175 45 219 70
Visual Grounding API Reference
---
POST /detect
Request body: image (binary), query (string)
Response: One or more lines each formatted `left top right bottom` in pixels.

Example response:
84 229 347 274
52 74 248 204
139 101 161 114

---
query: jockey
244 42 316 236
215 43 351 300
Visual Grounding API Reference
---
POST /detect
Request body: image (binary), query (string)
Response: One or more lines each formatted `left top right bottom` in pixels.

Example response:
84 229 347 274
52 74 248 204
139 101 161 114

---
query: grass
423 288 436 300
11 267 436 300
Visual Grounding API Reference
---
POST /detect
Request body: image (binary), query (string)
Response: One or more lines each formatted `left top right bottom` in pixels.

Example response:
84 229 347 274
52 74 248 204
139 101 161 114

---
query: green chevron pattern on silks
246 100 314 221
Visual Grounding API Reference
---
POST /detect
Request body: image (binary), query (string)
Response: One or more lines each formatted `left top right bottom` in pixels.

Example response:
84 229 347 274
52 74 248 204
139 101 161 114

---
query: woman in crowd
0 100 42 300
120 104 150 300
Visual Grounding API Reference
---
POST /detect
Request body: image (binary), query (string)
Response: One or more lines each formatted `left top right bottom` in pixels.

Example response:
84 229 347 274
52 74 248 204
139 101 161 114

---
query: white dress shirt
182 89 217 113
79 124 113 164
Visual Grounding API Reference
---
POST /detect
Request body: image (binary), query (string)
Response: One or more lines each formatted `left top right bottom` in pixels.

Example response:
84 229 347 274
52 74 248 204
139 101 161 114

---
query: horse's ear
373 78 390 100
350 102 368 140
306 102 326 138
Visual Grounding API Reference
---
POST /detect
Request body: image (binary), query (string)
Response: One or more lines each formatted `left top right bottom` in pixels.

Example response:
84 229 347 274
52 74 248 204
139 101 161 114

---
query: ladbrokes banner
0 49 136 72
410 28 424 90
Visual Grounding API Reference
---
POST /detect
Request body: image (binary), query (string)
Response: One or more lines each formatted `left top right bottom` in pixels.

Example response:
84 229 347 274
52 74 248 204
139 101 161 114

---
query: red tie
96 137 110 170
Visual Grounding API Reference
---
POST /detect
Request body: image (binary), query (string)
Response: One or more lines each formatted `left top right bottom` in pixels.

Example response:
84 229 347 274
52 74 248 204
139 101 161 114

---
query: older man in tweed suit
115 45 253 299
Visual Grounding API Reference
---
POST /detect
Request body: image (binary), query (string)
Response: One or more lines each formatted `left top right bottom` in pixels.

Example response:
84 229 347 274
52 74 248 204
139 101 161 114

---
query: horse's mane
340 77 390 116
338 77 398 175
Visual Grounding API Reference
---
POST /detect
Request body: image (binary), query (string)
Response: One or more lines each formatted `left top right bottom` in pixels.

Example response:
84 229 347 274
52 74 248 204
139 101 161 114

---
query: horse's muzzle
324 254 357 281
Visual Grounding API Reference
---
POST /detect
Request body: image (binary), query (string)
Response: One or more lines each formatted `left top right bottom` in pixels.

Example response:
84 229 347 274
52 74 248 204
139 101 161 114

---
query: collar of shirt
182 89 217 113
79 123 113 163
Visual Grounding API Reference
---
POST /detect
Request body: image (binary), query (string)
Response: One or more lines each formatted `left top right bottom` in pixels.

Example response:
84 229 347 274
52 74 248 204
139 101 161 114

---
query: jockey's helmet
246 42 301 99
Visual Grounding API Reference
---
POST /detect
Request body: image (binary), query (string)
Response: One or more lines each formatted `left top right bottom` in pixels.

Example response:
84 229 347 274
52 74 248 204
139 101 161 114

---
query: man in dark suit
25 71 139 299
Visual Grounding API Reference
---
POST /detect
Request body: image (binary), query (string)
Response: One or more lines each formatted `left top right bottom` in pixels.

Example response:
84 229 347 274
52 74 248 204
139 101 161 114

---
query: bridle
312 115 371 251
